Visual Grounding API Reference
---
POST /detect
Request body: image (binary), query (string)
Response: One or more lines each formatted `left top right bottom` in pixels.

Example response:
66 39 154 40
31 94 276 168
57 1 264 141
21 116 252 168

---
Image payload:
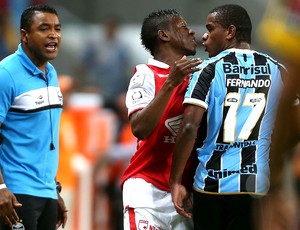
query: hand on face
167 56 202 88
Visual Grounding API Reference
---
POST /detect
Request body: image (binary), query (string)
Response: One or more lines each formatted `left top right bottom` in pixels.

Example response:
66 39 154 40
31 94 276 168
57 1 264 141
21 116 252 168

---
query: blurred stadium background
50 0 270 74
3 1 286 230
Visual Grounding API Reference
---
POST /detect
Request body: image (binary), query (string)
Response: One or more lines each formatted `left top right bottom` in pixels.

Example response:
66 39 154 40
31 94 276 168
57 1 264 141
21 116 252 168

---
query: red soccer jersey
121 59 197 192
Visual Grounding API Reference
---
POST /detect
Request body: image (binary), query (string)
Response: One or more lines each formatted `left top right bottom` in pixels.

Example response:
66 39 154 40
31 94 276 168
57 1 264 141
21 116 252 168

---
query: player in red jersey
120 9 201 230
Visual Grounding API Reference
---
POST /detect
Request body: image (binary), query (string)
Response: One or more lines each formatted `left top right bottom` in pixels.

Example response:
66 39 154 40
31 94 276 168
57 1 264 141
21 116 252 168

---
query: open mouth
45 42 57 52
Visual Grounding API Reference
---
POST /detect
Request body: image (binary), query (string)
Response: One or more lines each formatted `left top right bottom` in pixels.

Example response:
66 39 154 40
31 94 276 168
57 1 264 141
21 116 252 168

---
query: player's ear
158 30 170 42
227 25 236 40
20 29 28 43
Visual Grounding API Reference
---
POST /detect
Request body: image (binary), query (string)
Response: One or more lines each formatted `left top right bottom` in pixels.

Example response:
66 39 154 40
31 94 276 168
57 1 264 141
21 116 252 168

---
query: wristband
0 184 7 190
56 181 62 193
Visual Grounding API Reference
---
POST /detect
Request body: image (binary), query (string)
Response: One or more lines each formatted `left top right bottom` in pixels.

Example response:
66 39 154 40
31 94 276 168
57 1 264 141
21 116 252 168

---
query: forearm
170 122 198 186
130 57 202 139
170 105 204 186
130 81 175 139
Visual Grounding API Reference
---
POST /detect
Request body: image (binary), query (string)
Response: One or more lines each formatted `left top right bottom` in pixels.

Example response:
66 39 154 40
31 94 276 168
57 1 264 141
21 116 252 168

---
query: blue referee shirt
0 44 63 199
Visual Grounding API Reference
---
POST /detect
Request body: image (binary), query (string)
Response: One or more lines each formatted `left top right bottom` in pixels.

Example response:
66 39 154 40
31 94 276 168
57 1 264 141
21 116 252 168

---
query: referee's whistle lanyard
46 78 55 151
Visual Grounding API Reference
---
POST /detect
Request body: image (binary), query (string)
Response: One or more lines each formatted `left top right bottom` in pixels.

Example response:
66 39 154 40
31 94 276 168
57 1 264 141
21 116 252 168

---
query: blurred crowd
0 0 49 58
0 0 299 230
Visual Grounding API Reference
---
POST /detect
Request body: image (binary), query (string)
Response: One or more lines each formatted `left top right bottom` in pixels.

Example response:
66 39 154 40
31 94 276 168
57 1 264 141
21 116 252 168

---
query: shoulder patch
131 73 148 87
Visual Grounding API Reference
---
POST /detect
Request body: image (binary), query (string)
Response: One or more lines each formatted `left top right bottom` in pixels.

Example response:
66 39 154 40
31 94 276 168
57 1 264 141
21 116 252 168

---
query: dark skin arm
170 104 205 218
269 61 300 190
0 122 22 228
56 191 68 229
0 175 21 227
130 56 202 139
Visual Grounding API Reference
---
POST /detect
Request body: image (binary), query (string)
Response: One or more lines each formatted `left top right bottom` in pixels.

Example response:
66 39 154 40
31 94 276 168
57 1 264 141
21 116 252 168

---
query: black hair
210 4 252 44
20 5 58 32
140 9 180 56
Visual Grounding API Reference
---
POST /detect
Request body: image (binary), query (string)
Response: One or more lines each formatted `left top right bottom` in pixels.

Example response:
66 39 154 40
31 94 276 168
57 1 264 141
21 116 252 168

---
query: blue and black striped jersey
185 48 286 194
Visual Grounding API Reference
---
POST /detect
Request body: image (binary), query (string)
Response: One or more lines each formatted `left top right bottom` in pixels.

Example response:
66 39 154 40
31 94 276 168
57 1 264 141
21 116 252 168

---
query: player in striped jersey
170 4 287 230
121 9 202 230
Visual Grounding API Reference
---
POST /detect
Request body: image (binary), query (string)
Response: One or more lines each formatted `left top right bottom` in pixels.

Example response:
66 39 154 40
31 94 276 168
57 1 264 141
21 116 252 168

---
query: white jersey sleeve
125 64 155 116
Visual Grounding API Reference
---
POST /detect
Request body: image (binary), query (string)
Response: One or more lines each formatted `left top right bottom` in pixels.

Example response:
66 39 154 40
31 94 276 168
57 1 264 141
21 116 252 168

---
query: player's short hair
20 5 58 32
210 4 252 44
140 9 180 56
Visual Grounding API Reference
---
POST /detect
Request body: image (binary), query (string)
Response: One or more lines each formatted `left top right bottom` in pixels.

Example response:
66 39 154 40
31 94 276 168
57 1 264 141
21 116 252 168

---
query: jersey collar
148 58 170 69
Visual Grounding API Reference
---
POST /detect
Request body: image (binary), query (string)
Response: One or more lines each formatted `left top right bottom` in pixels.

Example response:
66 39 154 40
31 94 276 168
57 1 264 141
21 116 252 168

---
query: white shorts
122 178 193 230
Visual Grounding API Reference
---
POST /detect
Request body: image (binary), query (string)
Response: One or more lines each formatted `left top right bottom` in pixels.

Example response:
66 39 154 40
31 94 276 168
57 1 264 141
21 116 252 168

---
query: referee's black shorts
0 194 57 230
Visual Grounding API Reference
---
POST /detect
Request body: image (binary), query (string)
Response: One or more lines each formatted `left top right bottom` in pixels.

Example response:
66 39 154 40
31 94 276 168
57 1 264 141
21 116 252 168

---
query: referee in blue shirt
0 5 67 230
